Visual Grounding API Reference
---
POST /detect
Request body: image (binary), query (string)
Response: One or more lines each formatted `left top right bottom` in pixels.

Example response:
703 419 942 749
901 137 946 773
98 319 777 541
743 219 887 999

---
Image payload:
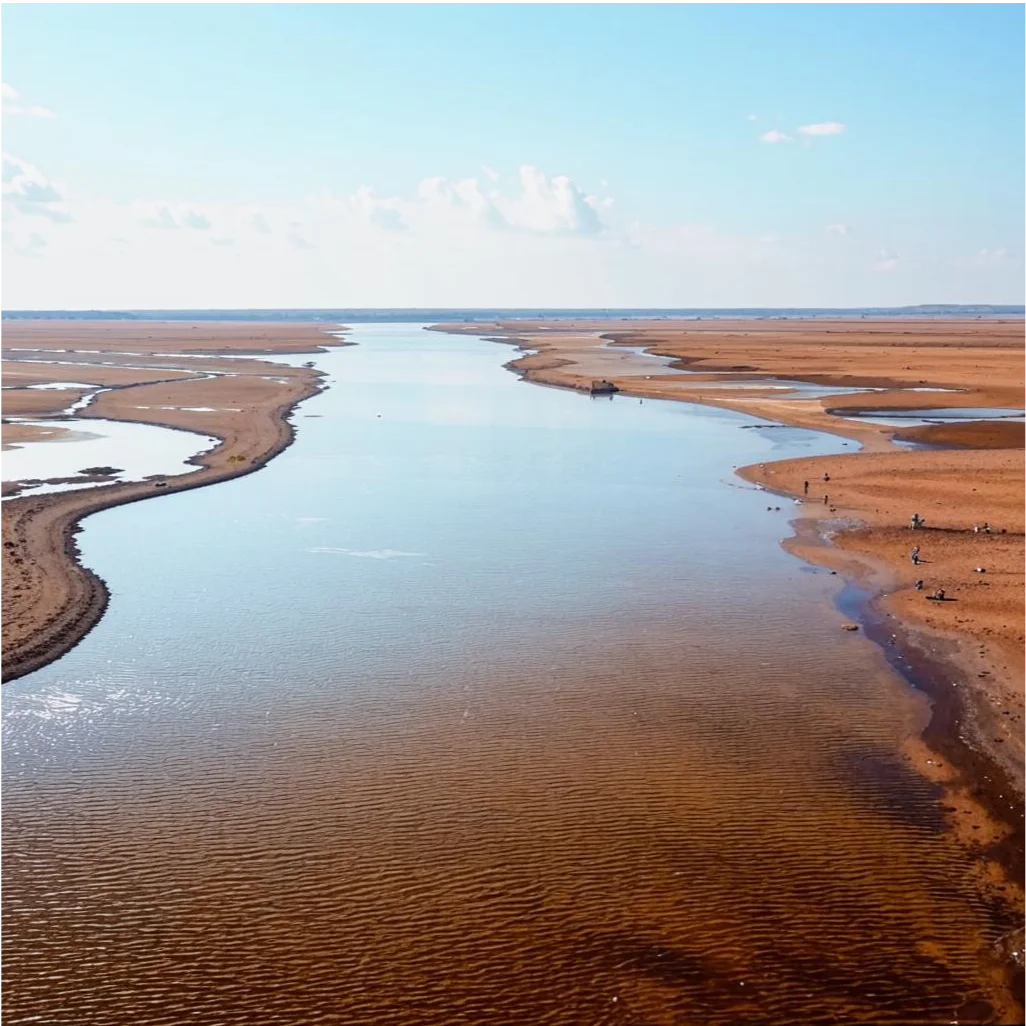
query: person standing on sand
911 546 920 565
804 480 809 495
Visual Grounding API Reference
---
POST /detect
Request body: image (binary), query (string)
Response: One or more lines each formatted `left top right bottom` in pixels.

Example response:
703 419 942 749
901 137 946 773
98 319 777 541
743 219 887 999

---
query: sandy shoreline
1 321 349 682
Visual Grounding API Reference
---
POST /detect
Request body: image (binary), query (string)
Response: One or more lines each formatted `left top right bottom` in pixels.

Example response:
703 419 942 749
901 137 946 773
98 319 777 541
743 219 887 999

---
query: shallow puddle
2 417 217 496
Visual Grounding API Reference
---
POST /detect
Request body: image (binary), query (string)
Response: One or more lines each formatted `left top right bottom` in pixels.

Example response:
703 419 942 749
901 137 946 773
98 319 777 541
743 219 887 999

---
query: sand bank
1 321 348 682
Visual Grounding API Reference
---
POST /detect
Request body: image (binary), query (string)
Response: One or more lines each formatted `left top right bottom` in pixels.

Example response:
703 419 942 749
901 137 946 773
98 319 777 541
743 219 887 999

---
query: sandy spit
1 321 349 683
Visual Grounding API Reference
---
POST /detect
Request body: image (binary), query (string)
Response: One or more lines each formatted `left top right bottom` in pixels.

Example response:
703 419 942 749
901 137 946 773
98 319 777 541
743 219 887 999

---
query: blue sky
3 4 1023 308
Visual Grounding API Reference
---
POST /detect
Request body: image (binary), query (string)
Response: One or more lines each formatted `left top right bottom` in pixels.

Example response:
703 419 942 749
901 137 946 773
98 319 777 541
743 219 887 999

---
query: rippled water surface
2 325 1009 1025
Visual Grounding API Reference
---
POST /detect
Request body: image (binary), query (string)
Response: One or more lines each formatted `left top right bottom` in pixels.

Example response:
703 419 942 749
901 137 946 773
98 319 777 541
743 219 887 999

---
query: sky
2 3 1023 309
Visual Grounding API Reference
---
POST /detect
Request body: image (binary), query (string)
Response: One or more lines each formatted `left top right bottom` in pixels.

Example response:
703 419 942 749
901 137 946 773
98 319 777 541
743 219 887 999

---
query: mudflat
1 321 346 682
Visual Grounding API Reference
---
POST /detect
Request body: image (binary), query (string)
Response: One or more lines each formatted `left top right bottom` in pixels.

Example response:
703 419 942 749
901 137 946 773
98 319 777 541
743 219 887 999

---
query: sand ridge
1 321 349 682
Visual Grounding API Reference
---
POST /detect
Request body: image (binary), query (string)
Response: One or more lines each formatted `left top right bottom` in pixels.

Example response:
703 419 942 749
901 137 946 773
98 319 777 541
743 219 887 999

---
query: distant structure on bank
589 379 619 396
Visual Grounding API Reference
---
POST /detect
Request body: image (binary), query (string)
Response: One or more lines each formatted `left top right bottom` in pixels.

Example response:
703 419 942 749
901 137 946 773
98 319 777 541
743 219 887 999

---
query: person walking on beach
804 480 809 495
911 546 920 565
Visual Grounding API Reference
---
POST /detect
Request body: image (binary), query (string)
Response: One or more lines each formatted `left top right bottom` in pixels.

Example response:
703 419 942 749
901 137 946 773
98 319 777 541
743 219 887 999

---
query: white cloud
348 186 406 231
248 210 272 235
7 158 1019 310
286 222 315 249
502 165 605 235
798 122 845 136
481 165 500 182
135 201 211 230
759 129 791 144
411 165 610 236
870 249 898 272
825 223 851 237
2 83 56 119
2 226 49 258
1 152 72 221
967 248 1008 267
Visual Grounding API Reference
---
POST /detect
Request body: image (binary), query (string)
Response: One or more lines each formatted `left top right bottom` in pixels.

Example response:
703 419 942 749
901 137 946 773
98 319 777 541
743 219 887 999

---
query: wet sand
1 321 348 682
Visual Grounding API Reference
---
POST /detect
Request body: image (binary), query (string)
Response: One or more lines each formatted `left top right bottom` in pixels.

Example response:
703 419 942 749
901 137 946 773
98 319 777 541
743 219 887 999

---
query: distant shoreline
3 305 1024 322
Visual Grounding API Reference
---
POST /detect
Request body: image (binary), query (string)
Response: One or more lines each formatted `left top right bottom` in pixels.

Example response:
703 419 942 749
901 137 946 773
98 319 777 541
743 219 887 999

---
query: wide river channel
1 324 1009 1025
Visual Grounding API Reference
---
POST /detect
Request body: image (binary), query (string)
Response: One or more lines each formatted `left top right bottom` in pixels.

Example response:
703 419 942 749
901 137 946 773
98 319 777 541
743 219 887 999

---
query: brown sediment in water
1 321 349 683
434 316 1026 1006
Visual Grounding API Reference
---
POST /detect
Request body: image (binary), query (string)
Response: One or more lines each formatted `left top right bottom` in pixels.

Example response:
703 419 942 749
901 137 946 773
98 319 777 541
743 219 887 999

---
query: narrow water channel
1 324 1008 1025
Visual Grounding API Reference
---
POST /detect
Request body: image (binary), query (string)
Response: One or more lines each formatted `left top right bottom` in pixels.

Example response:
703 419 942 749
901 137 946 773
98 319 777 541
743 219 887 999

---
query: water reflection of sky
2 417 217 496
835 406 1023 427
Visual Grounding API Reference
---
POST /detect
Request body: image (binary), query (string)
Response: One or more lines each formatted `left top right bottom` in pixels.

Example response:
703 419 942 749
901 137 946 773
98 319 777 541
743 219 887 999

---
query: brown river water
2 325 1014 1025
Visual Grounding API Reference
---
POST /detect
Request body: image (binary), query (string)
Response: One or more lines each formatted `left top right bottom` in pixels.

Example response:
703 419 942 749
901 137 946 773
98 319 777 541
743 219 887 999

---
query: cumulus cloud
870 249 898 272
135 201 211 230
286 222 315 249
798 122 845 136
759 129 791 144
825 223 851 237
1 152 72 221
417 175 506 230
412 165 610 236
502 165 605 235
349 186 407 231
2 83 56 119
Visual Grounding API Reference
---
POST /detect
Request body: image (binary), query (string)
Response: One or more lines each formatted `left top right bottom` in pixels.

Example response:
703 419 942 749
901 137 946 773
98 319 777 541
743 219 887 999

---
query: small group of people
972 522 992 534
909 512 925 530
802 472 830 497
914 579 946 601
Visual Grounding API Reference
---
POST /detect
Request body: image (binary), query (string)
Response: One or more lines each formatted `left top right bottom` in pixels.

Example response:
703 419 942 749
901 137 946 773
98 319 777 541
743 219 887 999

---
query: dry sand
1 321 347 682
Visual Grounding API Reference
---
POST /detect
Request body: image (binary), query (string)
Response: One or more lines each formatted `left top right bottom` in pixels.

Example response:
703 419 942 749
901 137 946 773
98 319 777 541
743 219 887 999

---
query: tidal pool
2 417 217 496
834 406 1024 427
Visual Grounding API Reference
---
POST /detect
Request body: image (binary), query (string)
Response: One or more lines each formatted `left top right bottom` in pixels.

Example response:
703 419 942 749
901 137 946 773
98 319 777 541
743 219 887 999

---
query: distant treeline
2 305 1023 322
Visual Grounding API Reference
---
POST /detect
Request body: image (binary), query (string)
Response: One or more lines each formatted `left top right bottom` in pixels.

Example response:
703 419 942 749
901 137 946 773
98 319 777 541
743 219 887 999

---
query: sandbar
1 321 349 682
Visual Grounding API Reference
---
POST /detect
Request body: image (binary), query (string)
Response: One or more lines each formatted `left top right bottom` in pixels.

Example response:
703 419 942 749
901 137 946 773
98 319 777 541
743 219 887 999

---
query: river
1 323 1007 1024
